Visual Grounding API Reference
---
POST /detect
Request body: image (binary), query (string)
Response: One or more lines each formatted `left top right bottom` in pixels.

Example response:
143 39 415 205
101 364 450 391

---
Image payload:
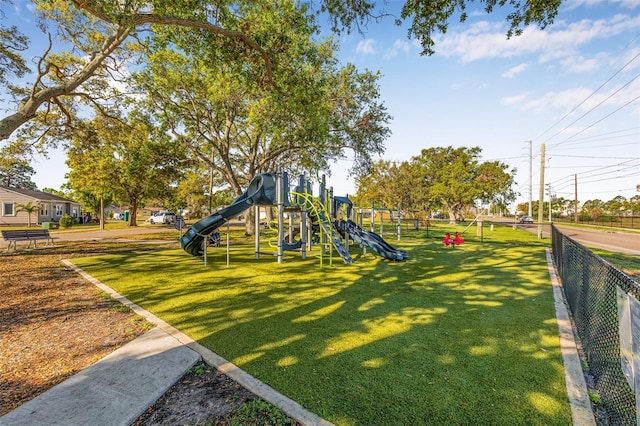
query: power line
578 172 639 186
547 158 639 188
550 165 623 169
534 51 640 143
548 127 639 149
550 154 635 159
580 164 639 180
548 93 640 148
551 141 639 151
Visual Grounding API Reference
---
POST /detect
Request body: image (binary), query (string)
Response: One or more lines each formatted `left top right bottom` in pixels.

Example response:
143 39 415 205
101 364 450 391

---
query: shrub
59 214 75 229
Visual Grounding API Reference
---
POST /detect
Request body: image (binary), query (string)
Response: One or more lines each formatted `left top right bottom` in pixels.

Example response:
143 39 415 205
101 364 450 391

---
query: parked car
432 213 445 219
149 211 176 224
519 215 534 224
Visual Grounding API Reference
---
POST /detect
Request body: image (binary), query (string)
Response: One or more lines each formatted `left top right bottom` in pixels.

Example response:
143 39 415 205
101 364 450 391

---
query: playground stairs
316 211 353 264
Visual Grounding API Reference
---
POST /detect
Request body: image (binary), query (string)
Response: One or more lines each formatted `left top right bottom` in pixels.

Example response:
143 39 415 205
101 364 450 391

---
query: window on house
3 203 14 216
54 204 63 217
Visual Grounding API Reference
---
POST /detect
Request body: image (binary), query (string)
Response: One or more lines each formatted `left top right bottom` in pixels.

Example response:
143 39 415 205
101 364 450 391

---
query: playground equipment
336 219 408 260
180 173 277 257
180 172 407 264
442 232 464 247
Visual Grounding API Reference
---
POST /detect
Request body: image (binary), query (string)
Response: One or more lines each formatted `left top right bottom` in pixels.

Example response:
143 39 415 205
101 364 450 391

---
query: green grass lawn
70 222 572 425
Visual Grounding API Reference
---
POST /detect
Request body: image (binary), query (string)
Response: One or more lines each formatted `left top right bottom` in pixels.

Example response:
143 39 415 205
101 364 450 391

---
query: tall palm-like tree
15 201 41 227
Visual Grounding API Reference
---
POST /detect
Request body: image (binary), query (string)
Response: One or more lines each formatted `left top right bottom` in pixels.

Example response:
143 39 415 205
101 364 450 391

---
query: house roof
0 186 78 204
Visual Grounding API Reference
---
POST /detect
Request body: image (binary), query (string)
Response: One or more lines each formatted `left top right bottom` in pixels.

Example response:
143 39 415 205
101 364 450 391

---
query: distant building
0 187 81 226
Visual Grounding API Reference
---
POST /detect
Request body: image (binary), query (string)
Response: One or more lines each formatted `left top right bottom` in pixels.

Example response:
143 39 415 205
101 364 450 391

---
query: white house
0 187 81 226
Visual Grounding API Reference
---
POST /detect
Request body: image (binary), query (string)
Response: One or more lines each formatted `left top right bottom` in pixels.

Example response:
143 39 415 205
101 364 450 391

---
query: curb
545 249 596 425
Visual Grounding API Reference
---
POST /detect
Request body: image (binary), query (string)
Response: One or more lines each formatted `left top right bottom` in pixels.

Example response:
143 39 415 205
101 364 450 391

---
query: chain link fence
551 225 639 425
553 216 640 230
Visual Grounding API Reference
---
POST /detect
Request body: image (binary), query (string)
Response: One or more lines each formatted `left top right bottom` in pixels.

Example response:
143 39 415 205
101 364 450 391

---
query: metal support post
255 205 260 260
277 172 284 264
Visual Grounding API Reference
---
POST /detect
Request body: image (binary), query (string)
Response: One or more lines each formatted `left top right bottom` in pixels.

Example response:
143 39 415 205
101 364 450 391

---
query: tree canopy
65 110 185 226
0 0 29 87
321 0 561 55
0 141 36 188
133 4 390 193
356 146 516 223
0 0 565 222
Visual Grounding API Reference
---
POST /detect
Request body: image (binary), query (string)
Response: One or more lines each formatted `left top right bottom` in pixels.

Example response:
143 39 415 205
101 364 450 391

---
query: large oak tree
134 2 391 232
356 146 516 224
411 146 515 223
0 141 36 188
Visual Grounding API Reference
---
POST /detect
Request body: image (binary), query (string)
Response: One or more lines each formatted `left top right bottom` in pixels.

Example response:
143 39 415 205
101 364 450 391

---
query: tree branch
1 2 272 142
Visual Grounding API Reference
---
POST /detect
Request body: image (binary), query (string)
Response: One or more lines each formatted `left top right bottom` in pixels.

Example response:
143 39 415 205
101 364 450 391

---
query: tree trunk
448 211 456 225
100 197 105 230
245 206 256 236
129 196 138 227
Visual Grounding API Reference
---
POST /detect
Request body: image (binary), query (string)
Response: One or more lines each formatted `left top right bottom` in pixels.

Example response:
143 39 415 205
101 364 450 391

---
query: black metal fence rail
553 216 640 230
551 225 639 425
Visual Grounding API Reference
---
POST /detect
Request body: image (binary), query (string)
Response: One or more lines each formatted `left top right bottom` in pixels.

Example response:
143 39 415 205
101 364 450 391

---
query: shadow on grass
70 228 570 425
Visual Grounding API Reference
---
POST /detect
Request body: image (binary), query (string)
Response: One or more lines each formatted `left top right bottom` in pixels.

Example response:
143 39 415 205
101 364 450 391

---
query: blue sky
325 0 640 209
3 1 640 211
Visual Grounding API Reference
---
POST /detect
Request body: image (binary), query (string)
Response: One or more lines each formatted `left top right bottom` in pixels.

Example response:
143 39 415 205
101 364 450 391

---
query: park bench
2 229 59 250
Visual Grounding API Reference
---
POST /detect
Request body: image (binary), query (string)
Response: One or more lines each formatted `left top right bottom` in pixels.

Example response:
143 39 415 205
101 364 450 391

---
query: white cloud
502 63 528 78
433 14 640 63
505 77 640 115
620 47 640 72
524 87 595 112
384 39 412 59
560 53 607 73
500 91 534 106
565 0 640 10
355 39 377 55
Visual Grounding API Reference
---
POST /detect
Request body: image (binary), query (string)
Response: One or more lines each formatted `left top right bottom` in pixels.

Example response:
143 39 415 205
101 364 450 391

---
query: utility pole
574 174 578 224
528 140 533 217
537 144 545 239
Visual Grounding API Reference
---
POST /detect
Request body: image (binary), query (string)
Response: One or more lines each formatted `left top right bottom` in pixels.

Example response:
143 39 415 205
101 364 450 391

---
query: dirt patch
133 361 259 425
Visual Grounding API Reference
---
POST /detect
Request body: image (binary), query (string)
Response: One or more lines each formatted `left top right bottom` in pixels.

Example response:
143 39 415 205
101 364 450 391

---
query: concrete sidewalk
0 328 200 426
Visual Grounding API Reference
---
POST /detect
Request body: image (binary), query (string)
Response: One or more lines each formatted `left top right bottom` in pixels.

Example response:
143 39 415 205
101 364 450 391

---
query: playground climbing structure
180 171 406 264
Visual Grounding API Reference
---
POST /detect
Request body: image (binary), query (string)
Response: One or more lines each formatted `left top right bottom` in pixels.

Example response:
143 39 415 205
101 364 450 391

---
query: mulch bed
0 242 153 416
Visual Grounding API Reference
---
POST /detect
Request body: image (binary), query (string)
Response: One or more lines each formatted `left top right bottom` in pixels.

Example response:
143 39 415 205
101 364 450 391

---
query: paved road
490 218 639 256
53 223 182 242
553 225 639 256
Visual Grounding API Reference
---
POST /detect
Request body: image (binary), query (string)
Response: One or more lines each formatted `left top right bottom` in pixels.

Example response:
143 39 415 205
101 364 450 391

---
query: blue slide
181 173 277 256
337 219 408 261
